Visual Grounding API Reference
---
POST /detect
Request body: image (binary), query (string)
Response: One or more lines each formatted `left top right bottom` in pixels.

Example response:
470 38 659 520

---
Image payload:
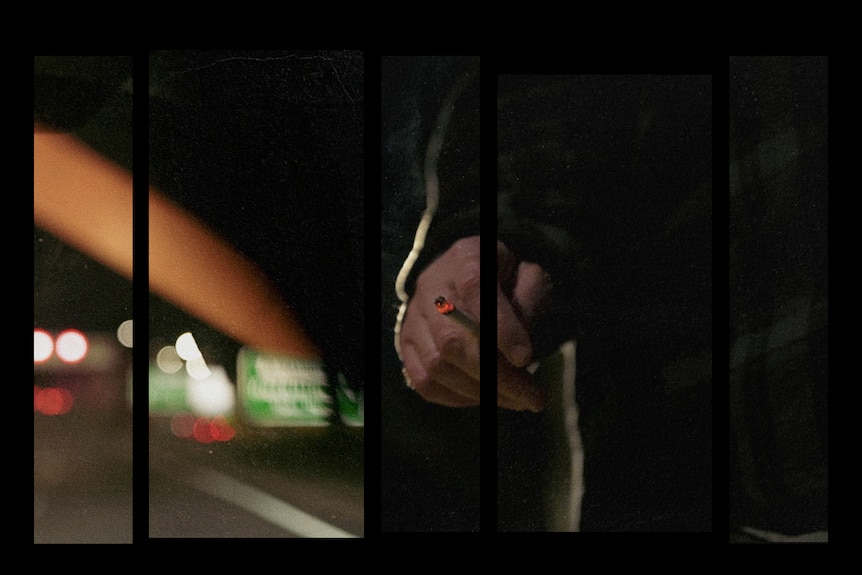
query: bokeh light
117 319 133 348
34 385 74 415
55 329 88 364
175 332 202 361
34 329 53 363
156 345 184 374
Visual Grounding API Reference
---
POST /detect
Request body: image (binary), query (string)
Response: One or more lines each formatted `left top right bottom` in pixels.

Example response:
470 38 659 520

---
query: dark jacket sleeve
498 75 714 532
383 57 480 360
498 75 712 356
729 56 828 534
406 61 480 295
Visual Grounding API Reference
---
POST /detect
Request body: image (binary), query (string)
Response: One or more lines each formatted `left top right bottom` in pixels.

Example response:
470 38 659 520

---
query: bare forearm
35 123 320 359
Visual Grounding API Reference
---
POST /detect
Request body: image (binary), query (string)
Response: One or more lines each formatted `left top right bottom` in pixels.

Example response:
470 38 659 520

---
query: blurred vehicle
35 327 132 416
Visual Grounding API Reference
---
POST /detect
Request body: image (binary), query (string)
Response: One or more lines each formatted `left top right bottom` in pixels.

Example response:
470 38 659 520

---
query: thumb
497 281 533 367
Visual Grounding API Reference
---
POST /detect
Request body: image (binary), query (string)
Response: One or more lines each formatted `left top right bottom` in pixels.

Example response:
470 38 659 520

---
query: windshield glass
147 50 364 538
34 56 134 543
35 52 363 542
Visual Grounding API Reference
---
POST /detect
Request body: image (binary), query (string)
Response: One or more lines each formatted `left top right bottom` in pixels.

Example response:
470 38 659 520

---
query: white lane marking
188 466 359 538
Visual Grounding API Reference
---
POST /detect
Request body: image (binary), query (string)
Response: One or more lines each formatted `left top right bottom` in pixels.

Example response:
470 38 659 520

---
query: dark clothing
381 56 482 531
498 75 713 531
382 67 713 531
381 56 480 299
498 75 712 358
729 56 828 536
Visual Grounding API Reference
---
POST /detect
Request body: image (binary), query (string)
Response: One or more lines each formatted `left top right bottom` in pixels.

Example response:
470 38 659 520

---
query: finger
451 255 482 322
426 350 481 403
425 317 480 400
401 340 478 407
401 306 480 404
431 314 481 382
511 261 553 330
496 351 546 412
497 283 533 367
497 391 525 411
497 240 518 284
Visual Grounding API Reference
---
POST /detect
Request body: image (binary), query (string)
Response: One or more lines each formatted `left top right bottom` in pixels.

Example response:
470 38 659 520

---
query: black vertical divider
364 50 383 538
131 51 150 543
479 64 498 533
713 57 731 539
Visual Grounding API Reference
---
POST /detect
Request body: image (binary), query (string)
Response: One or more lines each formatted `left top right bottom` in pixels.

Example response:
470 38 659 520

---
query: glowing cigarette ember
434 296 479 336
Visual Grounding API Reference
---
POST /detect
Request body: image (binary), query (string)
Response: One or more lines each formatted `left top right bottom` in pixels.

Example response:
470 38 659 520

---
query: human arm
34 122 319 358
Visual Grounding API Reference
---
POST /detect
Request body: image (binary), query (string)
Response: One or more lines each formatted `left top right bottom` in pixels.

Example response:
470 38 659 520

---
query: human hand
400 236 481 407
497 241 552 412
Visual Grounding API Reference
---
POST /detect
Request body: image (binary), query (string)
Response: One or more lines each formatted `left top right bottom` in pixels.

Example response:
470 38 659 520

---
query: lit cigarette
434 296 480 336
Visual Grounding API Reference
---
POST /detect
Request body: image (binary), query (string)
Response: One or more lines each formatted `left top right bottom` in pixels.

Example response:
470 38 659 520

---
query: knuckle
437 328 466 360
425 350 448 379
410 374 433 397
455 261 481 301
450 236 480 254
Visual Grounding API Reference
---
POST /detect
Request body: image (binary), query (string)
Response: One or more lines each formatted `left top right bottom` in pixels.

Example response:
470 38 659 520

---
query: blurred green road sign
237 347 333 427
149 365 190 414
334 371 364 427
